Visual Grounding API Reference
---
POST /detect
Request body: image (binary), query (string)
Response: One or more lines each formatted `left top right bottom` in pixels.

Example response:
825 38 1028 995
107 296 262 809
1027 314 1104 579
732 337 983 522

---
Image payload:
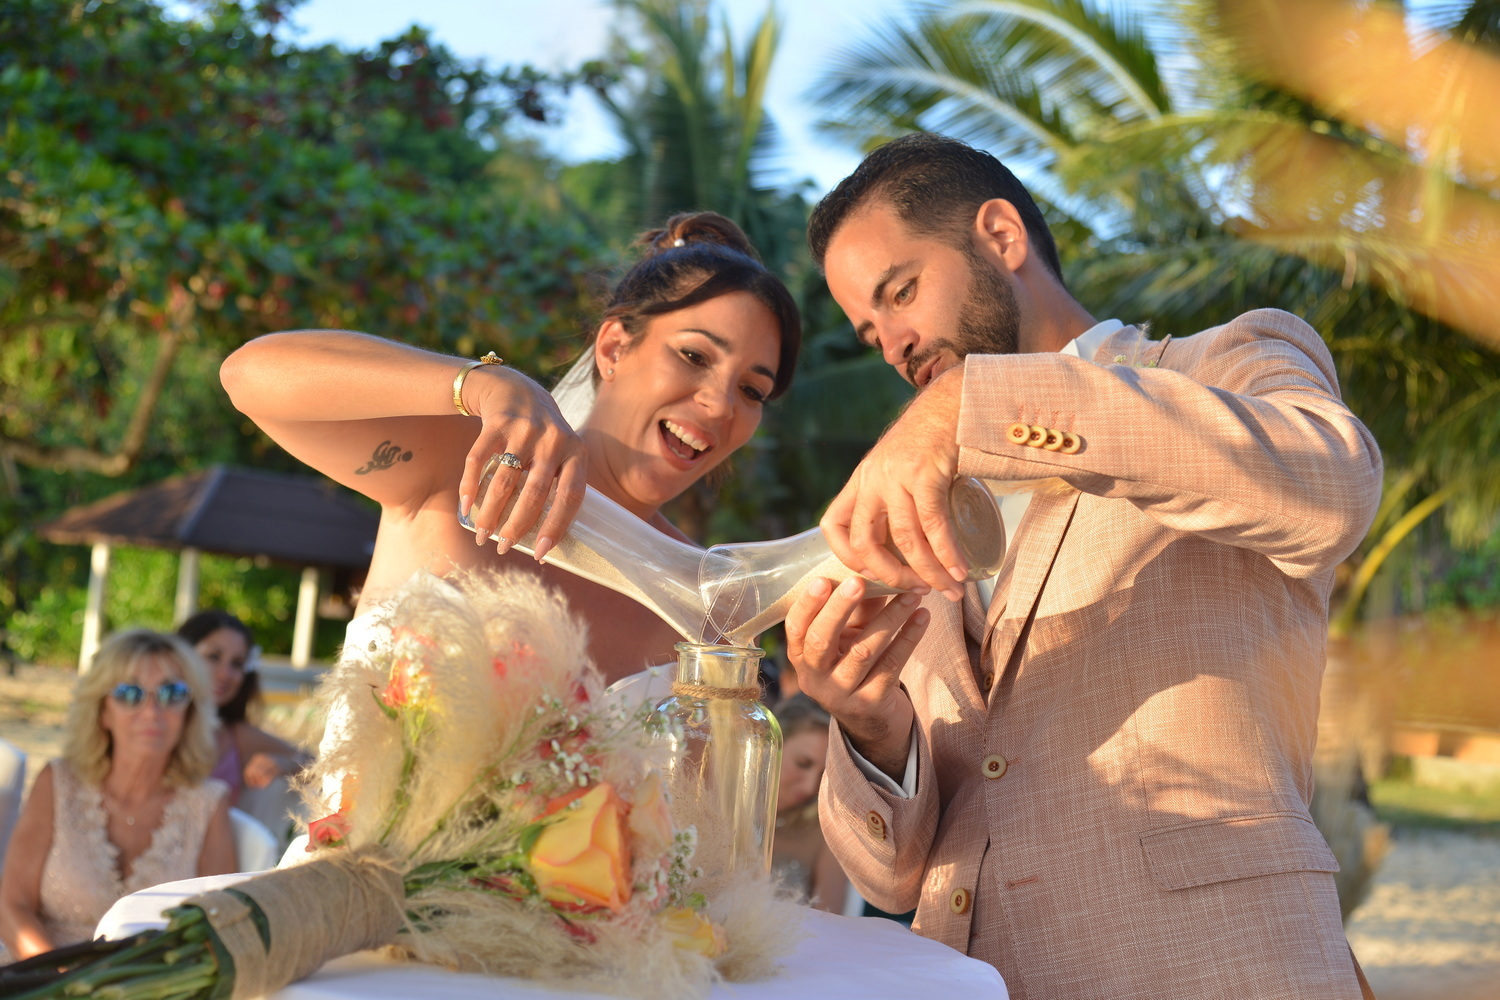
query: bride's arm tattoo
355 440 413 475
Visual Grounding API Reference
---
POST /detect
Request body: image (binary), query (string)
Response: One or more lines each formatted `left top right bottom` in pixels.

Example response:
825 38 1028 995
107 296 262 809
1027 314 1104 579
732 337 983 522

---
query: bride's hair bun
636 211 761 262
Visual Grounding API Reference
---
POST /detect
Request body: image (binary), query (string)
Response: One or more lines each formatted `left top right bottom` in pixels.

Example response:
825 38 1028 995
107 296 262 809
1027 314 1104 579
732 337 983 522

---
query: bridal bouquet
2 571 799 1000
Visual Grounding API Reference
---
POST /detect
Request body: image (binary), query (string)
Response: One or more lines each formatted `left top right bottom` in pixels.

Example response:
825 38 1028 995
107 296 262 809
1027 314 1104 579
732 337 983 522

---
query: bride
220 211 801 682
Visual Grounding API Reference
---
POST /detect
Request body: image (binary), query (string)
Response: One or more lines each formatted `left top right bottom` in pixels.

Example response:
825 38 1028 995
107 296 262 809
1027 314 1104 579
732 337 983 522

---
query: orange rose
627 772 674 859
528 783 632 913
659 907 727 958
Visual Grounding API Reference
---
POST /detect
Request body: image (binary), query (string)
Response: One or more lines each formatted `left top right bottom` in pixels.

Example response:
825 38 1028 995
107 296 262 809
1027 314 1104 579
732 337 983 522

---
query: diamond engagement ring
497 452 524 471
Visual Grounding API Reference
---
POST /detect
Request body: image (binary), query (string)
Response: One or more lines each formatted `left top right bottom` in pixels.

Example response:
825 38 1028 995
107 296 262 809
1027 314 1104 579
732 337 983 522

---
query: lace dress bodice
39 761 227 947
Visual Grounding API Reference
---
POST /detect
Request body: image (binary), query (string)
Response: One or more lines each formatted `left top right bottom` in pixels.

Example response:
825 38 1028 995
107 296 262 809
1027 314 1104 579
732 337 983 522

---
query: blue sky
284 0 910 196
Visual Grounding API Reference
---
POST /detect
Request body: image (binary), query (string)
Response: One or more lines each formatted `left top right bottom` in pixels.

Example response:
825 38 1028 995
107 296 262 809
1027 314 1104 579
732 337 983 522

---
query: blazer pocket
1140 811 1340 891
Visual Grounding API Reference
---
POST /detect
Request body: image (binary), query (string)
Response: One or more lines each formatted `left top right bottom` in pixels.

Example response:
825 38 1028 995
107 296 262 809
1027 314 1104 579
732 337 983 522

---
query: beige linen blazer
821 310 1383 1000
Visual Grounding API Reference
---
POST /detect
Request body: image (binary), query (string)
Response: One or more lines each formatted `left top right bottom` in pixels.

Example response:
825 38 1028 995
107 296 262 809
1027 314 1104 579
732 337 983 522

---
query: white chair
228 807 280 872
0 739 26 870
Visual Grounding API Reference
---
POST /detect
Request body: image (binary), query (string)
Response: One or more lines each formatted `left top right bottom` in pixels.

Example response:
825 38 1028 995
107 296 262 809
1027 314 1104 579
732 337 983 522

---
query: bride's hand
458 366 588 559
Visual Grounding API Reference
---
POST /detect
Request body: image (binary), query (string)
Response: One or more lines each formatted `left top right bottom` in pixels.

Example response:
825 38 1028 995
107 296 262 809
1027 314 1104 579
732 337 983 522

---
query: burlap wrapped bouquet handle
184 847 405 999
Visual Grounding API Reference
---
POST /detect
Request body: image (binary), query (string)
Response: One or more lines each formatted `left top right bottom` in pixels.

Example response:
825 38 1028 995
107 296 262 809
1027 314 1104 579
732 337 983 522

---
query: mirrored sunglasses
110 680 192 710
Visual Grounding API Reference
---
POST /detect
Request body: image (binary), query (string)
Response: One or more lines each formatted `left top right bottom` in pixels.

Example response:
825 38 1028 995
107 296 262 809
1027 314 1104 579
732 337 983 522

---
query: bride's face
584 290 781 514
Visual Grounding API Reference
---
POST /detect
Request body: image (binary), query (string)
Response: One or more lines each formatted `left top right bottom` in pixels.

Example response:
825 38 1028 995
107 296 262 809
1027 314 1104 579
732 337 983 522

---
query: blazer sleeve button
1026 424 1048 447
949 886 972 915
1059 431 1082 454
865 810 887 840
1041 428 1064 451
1007 422 1030 445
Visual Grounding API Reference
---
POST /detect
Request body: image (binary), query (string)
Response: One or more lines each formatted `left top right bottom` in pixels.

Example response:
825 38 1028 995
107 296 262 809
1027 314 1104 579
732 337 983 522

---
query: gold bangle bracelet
452 351 504 417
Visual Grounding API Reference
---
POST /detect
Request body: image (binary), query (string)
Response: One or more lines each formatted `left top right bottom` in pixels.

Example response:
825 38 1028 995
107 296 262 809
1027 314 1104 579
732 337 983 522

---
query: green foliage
4 541 344 666
0 0 611 661
0 0 599 366
1428 531 1500 611
5 584 84 665
1371 771 1500 836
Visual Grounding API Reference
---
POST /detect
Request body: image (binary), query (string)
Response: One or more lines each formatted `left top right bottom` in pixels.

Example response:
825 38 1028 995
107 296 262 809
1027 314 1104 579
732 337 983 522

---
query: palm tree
562 0 806 268
811 0 1500 627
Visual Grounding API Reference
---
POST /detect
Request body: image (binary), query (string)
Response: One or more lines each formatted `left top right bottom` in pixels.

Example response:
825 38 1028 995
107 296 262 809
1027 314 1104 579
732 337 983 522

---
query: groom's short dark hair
808 132 1065 285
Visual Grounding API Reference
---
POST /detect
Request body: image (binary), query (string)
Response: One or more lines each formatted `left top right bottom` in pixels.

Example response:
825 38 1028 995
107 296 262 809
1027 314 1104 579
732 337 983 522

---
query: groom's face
823 199 1023 389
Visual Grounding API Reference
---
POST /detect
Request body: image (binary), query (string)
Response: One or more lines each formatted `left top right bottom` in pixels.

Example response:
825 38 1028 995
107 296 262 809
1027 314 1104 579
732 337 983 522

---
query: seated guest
0 630 236 959
770 695 849 912
177 610 310 805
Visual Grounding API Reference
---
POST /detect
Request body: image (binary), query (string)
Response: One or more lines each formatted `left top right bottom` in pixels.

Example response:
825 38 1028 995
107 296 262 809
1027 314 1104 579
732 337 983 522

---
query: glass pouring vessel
460 456 1007 644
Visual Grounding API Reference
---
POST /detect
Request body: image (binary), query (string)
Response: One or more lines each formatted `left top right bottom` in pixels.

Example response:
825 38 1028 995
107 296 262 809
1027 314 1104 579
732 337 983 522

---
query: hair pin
672 238 685 247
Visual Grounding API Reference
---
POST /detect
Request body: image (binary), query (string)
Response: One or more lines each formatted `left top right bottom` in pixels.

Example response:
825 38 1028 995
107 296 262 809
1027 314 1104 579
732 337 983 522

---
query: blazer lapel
981 487 1081 672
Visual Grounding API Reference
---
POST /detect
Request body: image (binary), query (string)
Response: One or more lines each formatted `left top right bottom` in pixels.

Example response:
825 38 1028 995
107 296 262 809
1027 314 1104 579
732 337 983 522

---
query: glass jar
648 643 781 876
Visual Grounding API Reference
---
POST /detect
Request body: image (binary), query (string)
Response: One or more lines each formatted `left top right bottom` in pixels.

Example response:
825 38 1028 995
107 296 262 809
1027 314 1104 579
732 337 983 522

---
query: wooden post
291 565 319 668
79 541 111 672
174 547 201 626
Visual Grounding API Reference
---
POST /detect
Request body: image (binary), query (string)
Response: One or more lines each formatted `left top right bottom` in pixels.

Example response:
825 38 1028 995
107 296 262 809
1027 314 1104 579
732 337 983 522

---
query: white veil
549 352 598 430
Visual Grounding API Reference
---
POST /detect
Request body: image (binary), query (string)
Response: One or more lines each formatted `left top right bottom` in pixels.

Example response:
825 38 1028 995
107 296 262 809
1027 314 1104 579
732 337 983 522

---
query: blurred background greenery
2 0 1496 680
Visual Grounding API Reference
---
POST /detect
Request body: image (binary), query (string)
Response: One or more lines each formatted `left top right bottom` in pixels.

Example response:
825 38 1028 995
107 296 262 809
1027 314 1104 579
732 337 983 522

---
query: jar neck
675 643 762 692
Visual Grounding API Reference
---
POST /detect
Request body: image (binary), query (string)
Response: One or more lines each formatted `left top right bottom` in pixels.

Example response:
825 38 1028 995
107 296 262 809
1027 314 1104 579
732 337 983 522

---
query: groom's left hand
821 367 966 601
785 576 927 782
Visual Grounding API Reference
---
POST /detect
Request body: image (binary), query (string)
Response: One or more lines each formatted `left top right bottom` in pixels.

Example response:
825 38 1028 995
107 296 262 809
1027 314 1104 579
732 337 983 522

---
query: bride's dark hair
593 211 801 399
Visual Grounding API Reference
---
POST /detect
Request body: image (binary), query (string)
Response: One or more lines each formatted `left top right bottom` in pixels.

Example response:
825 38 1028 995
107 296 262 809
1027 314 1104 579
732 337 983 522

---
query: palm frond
810 14 1073 163
949 0 1171 117
1416 0 1500 46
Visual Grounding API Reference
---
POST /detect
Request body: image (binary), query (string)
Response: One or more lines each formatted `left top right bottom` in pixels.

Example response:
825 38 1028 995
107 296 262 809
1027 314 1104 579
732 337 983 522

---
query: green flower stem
71 958 213 997
3 931 186 1000
91 961 216 1000
377 742 420 844
65 962 186 991
377 710 432 845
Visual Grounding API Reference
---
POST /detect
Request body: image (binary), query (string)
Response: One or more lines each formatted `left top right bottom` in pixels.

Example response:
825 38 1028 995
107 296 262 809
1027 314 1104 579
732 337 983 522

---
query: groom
786 133 1383 999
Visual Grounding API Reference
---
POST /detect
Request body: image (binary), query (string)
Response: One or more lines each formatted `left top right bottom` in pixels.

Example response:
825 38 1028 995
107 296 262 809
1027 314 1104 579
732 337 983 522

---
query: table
100 874 1009 1000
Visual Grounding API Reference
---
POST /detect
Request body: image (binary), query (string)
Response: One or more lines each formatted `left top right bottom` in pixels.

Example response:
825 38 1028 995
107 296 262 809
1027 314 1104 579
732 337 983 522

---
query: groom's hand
822 366 966 600
786 575 928 782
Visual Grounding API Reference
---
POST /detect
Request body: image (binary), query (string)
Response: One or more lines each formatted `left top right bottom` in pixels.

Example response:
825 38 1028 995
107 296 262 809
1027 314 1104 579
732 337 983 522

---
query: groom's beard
906 249 1023 385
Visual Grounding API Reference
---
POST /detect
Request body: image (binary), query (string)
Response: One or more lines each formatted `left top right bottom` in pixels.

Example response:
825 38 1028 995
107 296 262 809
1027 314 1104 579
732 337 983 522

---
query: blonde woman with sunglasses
0 630 237 959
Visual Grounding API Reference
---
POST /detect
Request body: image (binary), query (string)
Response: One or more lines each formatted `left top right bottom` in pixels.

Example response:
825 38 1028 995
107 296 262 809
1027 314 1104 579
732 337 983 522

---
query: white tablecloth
99 873 1008 1000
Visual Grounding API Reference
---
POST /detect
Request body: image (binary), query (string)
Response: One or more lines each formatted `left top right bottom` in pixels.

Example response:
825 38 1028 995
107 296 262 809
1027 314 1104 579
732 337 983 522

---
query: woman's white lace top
38 761 227 946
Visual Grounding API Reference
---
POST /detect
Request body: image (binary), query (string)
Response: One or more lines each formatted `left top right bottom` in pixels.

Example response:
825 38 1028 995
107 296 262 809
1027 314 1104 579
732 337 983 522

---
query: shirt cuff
845 724 918 799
